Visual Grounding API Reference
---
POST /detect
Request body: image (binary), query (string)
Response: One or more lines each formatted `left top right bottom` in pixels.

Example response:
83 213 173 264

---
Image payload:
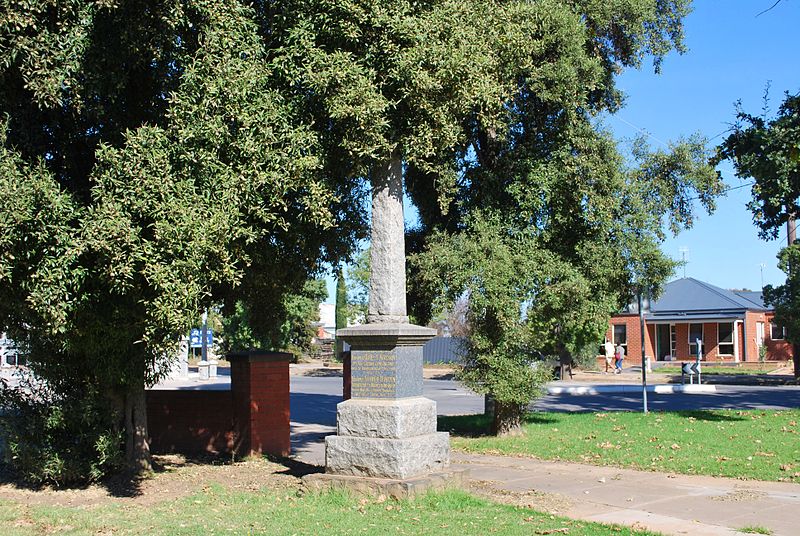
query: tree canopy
715 91 800 379
0 0 364 474
0 0 724 475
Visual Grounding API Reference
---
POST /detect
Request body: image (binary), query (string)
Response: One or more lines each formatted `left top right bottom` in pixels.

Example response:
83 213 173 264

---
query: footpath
286 364 799 536
455 453 800 536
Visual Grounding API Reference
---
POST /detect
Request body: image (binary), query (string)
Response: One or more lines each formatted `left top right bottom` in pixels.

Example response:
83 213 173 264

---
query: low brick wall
147 351 291 457
147 390 233 455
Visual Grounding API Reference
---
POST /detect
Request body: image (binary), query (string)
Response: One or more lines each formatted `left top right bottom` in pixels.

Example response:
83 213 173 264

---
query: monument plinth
315 155 455 489
325 322 449 479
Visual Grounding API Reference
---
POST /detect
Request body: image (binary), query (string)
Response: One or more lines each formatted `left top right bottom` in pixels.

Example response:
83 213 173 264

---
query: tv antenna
678 247 689 278
760 263 766 288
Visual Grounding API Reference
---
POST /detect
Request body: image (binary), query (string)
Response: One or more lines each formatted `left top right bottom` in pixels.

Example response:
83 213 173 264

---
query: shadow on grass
274 456 324 478
0 451 251 498
673 410 747 422
298 368 343 378
438 412 558 437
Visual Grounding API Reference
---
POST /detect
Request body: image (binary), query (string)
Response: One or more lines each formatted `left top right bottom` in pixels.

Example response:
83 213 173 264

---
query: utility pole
638 291 649 414
789 213 800 380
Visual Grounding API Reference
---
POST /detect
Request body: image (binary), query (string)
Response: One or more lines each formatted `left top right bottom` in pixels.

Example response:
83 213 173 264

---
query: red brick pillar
342 350 351 401
228 351 291 457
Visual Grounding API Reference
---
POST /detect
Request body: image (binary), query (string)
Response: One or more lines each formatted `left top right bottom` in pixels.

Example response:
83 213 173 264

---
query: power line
685 180 755 202
614 116 669 148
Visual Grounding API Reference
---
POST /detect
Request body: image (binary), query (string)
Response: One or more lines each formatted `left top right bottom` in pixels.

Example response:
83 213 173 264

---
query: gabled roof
634 278 770 323
732 290 766 309
650 278 768 314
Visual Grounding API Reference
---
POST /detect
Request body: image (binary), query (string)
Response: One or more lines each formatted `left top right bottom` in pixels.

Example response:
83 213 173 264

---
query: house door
656 324 672 360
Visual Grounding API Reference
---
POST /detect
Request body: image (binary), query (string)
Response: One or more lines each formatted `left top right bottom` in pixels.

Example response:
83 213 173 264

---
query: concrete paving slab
580 508 739 536
454 454 800 536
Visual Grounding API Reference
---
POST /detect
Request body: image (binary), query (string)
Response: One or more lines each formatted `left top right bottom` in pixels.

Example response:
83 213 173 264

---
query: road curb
546 384 717 395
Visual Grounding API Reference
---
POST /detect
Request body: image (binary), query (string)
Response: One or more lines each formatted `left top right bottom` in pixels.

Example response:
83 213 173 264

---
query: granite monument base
303 468 468 500
327 322 454 484
326 430 450 479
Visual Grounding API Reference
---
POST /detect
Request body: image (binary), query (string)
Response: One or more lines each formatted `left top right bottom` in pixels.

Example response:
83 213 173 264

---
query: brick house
607 278 792 363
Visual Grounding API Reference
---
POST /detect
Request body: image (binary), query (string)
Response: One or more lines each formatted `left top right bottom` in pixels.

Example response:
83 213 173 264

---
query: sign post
638 292 650 414
696 338 703 385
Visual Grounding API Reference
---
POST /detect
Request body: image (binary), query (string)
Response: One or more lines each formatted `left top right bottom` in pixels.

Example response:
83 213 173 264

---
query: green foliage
413 214 614 407
737 526 774 535
716 93 800 240
0 374 123 486
405 1 719 432
0 0 364 471
346 248 370 324
335 268 347 331
763 244 800 352
280 278 327 358
716 92 800 377
221 279 327 358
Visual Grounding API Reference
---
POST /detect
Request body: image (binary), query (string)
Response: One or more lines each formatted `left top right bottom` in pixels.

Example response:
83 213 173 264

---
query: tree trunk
794 342 800 380
491 400 525 436
124 382 152 473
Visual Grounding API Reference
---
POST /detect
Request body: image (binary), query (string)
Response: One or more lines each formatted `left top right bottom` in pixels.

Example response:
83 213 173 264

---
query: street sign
681 362 701 375
189 328 213 348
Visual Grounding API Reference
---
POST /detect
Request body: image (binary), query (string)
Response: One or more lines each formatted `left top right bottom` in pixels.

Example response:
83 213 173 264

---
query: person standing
603 340 615 374
614 343 625 374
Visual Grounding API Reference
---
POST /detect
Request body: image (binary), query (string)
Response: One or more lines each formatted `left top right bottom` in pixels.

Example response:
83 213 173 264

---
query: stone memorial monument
312 156 456 492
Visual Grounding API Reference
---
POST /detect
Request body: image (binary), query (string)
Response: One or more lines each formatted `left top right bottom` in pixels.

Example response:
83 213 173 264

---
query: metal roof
648 278 769 315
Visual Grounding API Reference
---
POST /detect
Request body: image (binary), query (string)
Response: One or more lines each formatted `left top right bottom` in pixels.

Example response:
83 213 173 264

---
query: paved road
289 376 800 464
291 376 800 423
535 384 800 412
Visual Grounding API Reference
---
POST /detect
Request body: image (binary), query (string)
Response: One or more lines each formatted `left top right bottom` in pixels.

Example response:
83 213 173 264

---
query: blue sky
610 0 799 291
325 1 800 303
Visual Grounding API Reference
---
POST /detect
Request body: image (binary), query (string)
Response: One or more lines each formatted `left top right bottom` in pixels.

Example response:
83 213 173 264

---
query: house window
718 322 734 355
770 322 786 340
688 323 703 356
613 324 627 347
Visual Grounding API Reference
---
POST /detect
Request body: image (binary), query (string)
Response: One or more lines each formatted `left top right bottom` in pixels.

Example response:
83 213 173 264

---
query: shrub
0 372 123 486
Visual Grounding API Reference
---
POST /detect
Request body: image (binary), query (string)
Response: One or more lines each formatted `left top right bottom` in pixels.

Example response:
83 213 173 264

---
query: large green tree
715 92 800 379
0 0 724 475
0 1 364 475
267 0 721 433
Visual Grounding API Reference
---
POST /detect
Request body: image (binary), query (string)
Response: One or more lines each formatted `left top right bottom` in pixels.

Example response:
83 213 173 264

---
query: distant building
608 278 792 363
317 303 336 340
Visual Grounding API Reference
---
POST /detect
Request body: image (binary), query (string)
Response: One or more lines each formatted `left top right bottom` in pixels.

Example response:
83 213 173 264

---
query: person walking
614 343 625 374
603 340 615 374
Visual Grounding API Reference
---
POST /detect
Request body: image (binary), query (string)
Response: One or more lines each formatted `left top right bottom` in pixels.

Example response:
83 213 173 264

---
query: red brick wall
147 351 291 458
674 323 689 360
342 351 351 401
764 312 793 361
608 315 654 361
147 390 234 455
703 322 719 360
606 313 795 364
744 311 767 362
230 352 291 457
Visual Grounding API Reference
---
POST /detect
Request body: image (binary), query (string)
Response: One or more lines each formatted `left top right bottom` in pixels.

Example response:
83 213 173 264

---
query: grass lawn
441 409 800 482
651 366 777 375
0 486 659 536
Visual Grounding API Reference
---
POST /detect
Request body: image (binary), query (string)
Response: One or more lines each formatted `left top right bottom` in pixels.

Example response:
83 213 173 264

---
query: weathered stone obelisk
324 155 451 483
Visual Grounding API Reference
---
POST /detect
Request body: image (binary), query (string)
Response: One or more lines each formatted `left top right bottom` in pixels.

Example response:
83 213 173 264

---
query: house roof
639 278 769 322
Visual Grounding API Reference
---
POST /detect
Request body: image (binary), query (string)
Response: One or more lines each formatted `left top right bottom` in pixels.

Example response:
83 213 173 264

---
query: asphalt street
289 375 800 464
290 376 800 426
